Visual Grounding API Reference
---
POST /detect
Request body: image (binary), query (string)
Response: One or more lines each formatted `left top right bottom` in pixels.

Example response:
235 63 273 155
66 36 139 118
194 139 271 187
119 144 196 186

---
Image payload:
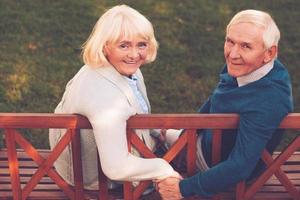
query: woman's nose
127 48 140 59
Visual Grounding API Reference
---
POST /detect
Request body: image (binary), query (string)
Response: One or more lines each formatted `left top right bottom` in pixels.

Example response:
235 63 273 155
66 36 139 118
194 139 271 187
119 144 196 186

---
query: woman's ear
103 45 109 56
264 45 278 63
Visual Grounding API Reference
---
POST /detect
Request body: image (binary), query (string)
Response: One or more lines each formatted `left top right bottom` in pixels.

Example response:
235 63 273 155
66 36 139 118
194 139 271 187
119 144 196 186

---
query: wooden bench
210 151 300 200
0 149 68 200
1 150 299 200
0 149 125 200
0 113 300 200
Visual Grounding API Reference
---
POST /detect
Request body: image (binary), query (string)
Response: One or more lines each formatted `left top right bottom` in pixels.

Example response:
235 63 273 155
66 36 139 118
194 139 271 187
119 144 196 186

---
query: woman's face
105 36 149 76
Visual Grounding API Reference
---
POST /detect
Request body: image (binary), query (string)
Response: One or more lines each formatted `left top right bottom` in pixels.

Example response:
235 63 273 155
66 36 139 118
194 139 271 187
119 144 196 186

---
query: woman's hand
155 171 183 200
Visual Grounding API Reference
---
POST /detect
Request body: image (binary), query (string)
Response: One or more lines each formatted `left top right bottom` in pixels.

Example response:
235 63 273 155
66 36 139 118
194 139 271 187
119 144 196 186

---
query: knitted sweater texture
180 60 293 197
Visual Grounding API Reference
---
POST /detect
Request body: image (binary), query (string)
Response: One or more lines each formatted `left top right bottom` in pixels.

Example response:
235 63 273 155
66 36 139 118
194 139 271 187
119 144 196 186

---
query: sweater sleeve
180 94 289 197
77 80 174 182
197 97 211 113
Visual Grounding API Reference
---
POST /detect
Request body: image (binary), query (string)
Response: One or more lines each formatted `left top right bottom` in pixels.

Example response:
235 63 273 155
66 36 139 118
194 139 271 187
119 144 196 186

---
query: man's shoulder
263 59 291 86
271 59 290 75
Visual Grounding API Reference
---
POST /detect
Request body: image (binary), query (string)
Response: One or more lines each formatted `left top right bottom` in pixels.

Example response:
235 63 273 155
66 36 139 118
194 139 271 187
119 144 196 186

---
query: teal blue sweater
179 60 293 197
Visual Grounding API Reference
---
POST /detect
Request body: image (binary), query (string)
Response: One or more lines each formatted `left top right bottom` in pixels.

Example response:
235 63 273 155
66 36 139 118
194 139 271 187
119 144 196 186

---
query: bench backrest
0 113 300 200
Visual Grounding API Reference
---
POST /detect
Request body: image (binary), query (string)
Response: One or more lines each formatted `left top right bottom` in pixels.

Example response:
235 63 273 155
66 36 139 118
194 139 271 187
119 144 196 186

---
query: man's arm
197 97 211 113
179 104 289 197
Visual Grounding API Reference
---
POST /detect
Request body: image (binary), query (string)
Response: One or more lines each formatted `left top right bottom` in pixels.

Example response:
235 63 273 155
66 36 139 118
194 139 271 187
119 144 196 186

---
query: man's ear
264 46 278 63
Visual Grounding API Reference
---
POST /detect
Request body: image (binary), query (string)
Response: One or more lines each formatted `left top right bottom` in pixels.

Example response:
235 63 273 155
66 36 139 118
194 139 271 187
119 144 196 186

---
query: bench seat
1 149 299 200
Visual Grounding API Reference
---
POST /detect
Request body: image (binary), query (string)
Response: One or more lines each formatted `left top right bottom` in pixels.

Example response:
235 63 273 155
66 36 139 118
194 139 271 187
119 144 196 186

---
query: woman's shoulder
71 65 115 86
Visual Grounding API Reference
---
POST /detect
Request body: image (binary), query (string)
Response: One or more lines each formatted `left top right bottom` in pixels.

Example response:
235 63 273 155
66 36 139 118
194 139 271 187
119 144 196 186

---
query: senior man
157 9 293 199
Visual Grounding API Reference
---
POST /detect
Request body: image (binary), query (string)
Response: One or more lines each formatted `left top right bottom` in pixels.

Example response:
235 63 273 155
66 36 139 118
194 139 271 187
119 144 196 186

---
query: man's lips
228 60 243 65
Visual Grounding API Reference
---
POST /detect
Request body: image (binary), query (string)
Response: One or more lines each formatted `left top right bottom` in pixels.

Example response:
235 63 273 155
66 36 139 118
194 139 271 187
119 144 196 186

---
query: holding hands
155 171 184 200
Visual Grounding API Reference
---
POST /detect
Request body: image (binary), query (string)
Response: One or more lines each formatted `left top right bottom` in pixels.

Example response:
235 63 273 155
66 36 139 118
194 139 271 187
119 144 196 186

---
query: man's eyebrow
241 41 252 45
243 40 258 48
226 36 254 45
225 36 234 41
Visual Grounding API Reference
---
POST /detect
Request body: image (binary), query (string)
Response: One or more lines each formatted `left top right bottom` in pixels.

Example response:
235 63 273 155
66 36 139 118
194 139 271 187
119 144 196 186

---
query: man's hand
156 173 183 200
158 129 167 143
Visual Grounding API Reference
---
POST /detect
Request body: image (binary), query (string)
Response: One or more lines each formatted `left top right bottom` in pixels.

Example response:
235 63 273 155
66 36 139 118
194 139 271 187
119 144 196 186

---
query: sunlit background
0 0 299 148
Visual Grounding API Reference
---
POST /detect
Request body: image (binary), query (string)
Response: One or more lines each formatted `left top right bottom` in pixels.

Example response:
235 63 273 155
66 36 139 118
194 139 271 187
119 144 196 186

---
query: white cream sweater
49 65 174 189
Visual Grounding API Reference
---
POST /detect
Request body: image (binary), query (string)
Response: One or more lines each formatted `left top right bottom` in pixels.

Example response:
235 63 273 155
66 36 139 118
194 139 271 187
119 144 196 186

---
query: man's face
224 22 272 77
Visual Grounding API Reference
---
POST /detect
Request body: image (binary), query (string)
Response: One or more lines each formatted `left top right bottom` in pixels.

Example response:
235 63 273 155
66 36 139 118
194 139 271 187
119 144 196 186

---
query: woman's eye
119 44 128 49
138 42 147 49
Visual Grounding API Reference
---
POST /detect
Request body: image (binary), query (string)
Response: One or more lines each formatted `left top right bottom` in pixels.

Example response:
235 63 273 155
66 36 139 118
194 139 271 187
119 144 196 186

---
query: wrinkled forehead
107 19 151 44
226 22 264 43
115 34 149 44
227 22 264 34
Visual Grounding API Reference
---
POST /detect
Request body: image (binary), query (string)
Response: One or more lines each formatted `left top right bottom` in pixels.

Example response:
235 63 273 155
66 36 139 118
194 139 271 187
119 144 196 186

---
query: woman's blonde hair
226 9 280 49
82 5 158 68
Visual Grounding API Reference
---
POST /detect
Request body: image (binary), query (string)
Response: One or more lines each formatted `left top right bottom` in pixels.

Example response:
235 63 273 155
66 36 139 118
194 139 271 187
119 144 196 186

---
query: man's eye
226 38 234 45
241 44 251 49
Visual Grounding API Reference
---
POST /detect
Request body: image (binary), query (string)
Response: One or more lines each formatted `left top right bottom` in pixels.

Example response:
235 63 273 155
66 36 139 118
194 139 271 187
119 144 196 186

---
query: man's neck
236 60 274 87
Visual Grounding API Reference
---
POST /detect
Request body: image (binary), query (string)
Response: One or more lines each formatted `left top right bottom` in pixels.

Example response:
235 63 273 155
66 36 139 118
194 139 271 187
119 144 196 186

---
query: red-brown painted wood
261 150 299 199
5 129 21 200
163 132 187 163
211 129 222 166
71 128 84 200
186 129 197 176
1 113 300 200
20 128 75 200
14 131 74 199
245 137 300 200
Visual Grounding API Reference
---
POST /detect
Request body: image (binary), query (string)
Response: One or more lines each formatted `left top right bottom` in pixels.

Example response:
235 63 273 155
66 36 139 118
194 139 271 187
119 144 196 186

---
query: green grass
0 0 300 148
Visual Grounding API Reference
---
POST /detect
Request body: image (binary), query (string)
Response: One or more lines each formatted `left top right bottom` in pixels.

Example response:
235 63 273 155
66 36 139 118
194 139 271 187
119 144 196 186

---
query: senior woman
49 5 179 190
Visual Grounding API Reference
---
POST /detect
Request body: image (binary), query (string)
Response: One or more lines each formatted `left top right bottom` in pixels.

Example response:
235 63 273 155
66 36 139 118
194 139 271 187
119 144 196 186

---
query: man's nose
229 45 241 58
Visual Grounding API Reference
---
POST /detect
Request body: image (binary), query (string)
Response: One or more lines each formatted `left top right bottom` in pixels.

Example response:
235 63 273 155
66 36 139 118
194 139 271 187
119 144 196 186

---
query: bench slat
2 148 300 200
1 149 300 200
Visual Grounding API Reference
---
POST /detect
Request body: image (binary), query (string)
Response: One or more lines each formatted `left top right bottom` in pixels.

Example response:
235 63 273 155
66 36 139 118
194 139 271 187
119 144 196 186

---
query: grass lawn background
0 0 299 148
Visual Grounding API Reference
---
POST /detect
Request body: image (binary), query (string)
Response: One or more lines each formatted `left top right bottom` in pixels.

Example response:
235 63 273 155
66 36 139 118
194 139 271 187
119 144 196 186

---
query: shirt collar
124 74 138 82
236 60 274 87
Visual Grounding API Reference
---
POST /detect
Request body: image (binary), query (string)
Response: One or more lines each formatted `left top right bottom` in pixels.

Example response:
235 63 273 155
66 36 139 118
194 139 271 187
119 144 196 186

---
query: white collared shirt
236 61 274 87
124 74 149 114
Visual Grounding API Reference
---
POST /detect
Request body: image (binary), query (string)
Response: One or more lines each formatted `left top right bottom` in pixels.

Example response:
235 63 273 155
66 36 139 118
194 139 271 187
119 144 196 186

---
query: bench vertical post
211 129 222 165
212 129 222 200
71 128 84 200
124 127 134 200
186 129 197 176
5 129 22 200
236 181 246 200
